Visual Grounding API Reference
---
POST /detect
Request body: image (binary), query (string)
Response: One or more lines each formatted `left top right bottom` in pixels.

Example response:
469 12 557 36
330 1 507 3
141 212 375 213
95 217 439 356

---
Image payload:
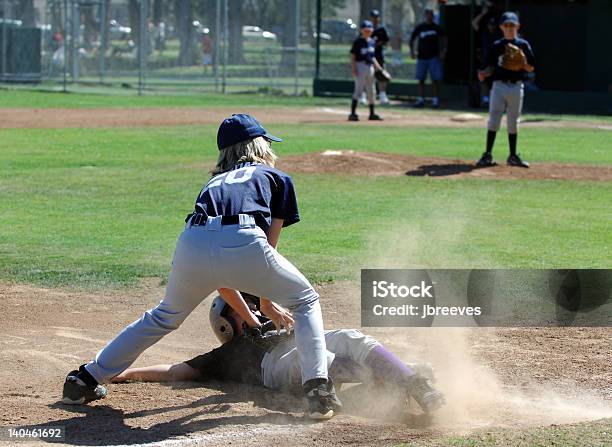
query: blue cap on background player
217 113 282 150
501 11 519 25
369 9 380 18
360 20 374 29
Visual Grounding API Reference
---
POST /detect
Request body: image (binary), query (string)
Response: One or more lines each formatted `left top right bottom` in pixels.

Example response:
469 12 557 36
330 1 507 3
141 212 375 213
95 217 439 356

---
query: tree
128 0 140 45
100 0 111 55
359 0 382 22
408 0 429 26
227 0 243 64
389 0 405 50
15 0 36 27
175 0 197 65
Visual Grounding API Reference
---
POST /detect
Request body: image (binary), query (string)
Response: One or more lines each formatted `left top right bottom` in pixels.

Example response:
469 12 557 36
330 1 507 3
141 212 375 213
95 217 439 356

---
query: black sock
509 133 517 156
303 377 327 392
486 130 497 153
369 104 375 116
351 99 357 115
77 365 99 386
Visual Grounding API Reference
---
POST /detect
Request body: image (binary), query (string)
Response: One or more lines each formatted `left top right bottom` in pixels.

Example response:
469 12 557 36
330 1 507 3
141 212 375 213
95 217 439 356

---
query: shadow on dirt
406 163 477 177
40 396 304 446
34 381 431 445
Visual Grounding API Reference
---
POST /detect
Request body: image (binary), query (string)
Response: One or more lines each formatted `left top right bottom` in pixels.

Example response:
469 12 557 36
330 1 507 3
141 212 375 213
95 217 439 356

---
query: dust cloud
357 206 612 430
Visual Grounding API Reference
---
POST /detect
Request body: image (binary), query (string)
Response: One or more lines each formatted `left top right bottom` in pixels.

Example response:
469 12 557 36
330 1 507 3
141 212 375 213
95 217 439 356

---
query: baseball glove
501 43 528 72
242 321 294 351
375 68 392 82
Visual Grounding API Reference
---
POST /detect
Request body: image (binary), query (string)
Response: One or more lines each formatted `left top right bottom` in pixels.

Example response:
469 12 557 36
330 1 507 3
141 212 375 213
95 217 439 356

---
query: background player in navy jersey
476 12 535 168
62 114 342 420
370 9 390 105
349 20 383 122
410 9 447 109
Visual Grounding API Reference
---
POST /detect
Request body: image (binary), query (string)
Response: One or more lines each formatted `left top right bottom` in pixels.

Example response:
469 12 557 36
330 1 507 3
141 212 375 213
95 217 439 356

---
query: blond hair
212 136 278 175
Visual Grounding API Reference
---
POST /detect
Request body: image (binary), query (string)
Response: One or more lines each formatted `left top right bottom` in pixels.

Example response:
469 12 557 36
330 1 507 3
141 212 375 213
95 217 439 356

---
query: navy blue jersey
350 37 375 64
410 23 445 60
372 26 389 63
487 38 535 82
192 162 300 232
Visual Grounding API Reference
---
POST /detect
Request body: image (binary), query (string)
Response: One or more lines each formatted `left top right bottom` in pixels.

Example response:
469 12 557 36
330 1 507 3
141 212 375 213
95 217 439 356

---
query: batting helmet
209 296 238 344
209 293 266 343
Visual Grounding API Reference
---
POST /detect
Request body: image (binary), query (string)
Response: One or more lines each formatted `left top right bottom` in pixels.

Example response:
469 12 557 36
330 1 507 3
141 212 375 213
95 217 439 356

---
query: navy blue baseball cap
501 11 519 25
217 114 282 150
360 20 374 29
370 9 380 18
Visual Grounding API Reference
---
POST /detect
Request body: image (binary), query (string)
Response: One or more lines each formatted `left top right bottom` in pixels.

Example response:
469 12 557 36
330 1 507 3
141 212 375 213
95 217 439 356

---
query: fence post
99 0 107 82
214 0 221 92
63 0 68 91
71 0 79 81
1 0 7 81
138 0 148 95
294 0 300 96
222 0 228 94
315 0 321 80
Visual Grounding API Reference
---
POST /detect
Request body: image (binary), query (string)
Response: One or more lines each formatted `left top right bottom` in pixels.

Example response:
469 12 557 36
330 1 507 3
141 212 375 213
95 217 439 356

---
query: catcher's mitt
375 68 392 82
501 43 528 72
242 320 294 351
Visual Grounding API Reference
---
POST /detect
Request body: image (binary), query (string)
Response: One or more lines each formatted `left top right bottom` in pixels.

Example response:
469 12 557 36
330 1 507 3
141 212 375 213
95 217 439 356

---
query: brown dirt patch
1 106 611 130
276 150 612 182
1 280 610 446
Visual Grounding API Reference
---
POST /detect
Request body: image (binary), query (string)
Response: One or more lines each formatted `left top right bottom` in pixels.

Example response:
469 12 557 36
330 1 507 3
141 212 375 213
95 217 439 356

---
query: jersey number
205 166 257 189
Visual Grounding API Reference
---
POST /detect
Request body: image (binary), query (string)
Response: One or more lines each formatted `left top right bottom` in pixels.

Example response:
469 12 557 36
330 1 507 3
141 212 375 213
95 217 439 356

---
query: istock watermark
361 269 611 327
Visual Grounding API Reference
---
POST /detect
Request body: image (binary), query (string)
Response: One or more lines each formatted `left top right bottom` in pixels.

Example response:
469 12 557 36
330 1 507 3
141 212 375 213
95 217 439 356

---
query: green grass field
1 102 610 289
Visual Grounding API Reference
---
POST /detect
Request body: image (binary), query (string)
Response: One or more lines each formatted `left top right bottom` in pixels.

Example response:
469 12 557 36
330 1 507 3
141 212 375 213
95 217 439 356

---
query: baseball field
0 90 611 446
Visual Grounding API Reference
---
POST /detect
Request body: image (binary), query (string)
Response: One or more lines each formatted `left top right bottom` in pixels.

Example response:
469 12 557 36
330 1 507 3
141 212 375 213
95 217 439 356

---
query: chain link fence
0 0 431 95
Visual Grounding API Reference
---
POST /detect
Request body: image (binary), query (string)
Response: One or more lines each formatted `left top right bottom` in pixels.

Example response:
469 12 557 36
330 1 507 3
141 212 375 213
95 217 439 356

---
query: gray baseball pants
352 61 375 105
488 80 524 134
85 214 328 386
262 329 380 390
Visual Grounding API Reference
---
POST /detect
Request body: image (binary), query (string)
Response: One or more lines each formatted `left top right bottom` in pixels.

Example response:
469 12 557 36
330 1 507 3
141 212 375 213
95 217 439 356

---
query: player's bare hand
352 69 358 78
410 51 416 60
478 71 486 82
260 298 294 330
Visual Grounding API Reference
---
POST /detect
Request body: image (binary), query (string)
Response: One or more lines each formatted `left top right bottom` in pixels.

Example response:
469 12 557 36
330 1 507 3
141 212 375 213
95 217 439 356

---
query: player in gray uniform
477 12 535 168
111 294 445 415
349 20 383 122
370 9 390 105
62 114 341 420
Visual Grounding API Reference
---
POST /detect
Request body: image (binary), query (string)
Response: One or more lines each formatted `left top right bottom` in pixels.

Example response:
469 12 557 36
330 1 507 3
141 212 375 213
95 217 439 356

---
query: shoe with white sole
304 378 342 420
407 375 445 414
62 367 107 405
507 153 530 168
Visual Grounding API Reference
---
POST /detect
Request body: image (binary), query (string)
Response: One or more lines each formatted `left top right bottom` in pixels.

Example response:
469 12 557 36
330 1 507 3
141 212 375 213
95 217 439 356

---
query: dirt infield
277 150 612 182
1 281 610 446
1 106 611 129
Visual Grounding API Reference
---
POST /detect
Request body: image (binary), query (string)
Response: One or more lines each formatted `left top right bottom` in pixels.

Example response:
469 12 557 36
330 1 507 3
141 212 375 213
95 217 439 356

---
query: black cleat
304 378 342 420
507 154 530 168
407 375 445 414
62 368 107 405
476 152 497 167
368 114 383 121
414 99 425 109
348 114 359 122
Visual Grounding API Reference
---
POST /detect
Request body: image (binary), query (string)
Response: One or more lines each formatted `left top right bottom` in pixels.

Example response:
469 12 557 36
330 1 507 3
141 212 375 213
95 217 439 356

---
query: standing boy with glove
476 11 535 168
